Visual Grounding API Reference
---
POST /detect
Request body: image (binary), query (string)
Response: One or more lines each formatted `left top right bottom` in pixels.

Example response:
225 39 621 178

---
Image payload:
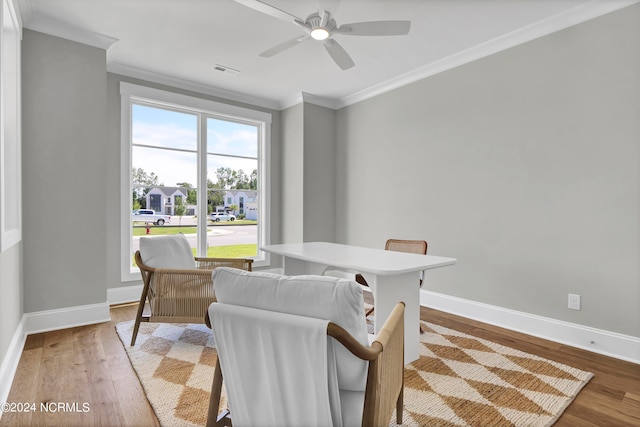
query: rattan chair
130 234 253 345
356 239 427 317
206 268 404 427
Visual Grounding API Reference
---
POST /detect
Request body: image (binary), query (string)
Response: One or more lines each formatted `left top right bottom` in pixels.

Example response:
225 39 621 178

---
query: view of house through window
129 101 261 268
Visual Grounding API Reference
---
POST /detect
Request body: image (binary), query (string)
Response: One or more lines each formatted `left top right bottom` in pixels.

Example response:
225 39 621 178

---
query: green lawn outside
132 220 257 236
204 244 257 258
133 226 196 236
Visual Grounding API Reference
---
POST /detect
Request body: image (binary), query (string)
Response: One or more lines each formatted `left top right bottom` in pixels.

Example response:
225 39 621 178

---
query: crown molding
279 92 342 111
108 62 281 111
278 92 305 110
335 0 640 109
21 8 118 50
8 0 23 32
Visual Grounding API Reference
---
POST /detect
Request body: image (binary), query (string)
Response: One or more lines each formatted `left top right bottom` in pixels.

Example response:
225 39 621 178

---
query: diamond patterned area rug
115 320 593 427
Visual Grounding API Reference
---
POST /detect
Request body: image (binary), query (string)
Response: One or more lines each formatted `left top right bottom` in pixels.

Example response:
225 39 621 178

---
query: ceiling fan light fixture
310 27 330 40
233 1 410 70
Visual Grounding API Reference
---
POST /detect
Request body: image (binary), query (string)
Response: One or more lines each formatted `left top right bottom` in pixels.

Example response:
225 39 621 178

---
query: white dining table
260 241 457 364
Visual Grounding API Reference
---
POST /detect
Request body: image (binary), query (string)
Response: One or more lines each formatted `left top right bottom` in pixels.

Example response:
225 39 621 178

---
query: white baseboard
282 269 640 363
24 302 111 335
421 290 640 364
107 284 143 306
0 316 27 412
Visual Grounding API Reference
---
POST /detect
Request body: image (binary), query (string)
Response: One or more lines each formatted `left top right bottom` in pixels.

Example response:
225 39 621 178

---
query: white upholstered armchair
206 267 404 427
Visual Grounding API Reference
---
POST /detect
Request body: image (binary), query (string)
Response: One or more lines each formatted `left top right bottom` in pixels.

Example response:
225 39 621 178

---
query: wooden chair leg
216 410 232 427
207 358 231 427
130 316 142 346
130 282 150 346
396 379 404 424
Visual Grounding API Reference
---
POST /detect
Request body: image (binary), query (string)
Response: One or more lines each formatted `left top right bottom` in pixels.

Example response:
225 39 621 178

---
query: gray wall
303 103 336 243
21 30 108 312
335 6 640 336
280 103 304 243
280 102 337 244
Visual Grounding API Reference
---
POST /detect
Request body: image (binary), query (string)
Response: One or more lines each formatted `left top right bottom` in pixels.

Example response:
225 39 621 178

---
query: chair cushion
139 234 196 269
212 267 369 392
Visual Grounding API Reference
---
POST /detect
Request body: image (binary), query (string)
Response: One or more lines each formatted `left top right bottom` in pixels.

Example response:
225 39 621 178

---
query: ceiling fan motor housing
306 12 337 35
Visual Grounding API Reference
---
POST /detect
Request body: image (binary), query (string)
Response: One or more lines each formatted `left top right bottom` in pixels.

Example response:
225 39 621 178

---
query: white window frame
0 0 21 252
120 82 271 281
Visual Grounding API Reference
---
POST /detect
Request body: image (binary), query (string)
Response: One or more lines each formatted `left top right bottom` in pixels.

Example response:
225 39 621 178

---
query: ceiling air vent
213 64 240 75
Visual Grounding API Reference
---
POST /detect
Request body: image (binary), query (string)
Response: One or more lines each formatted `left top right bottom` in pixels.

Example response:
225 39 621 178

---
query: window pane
207 117 258 158
207 155 258 189
206 114 258 258
133 145 198 187
133 104 198 151
131 106 199 265
206 188 258 258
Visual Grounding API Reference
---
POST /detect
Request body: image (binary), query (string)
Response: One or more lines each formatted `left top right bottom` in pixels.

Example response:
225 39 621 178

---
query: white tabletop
261 242 457 276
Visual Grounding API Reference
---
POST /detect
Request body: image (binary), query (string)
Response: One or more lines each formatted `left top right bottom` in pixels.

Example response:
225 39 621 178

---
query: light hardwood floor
1 302 639 426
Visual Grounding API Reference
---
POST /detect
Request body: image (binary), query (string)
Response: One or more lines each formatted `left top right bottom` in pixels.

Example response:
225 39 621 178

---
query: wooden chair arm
135 251 253 273
195 257 253 262
195 257 253 271
327 302 405 360
153 267 214 276
369 302 405 349
327 323 383 360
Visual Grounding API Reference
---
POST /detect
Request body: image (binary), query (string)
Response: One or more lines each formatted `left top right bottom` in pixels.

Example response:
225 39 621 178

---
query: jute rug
115 320 593 427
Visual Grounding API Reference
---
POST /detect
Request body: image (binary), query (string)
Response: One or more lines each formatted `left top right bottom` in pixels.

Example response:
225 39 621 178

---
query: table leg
371 272 420 365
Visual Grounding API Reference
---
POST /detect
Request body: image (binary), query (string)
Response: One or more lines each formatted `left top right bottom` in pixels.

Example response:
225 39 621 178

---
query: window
0 0 21 252
121 83 271 281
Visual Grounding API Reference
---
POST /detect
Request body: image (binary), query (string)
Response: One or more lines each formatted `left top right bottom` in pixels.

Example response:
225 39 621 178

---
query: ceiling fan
233 0 411 70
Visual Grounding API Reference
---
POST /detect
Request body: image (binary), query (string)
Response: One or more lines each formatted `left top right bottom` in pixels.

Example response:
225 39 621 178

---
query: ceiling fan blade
335 20 411 36
323 39 355 70
233 0 302 25
259 35 310 57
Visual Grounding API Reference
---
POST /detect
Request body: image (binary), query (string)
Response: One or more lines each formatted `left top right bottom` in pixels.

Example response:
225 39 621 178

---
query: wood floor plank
73 323 127 427
0 348 42 426
554 412 600 427
31 328 79 426
2 302 638 426
112 375 161 427
560 386 640 426
624 391 640 406
22 333 45 351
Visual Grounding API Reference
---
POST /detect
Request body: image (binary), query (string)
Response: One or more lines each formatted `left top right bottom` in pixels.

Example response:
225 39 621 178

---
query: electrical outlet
568 294 581 310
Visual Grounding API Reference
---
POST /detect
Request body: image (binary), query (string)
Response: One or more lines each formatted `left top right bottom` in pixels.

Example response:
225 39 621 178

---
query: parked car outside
132 209 171 225
210 212 236 222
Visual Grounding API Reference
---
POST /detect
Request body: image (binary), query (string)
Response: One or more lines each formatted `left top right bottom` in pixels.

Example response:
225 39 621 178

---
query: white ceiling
17 0 637 110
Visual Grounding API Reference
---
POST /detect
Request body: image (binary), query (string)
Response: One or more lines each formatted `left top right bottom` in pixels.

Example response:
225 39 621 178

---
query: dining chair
206 267 405 427
356 238 427 318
